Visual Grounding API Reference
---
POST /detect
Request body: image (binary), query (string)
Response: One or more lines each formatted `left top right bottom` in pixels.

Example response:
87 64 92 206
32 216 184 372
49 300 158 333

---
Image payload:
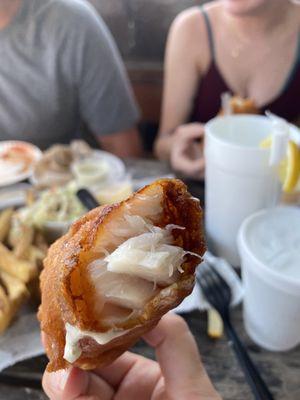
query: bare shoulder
167 2 220 69
169 1 222 44
170 6 206 41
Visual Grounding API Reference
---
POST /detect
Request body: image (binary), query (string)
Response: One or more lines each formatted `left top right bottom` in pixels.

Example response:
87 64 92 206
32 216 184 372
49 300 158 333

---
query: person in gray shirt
0 0 141 156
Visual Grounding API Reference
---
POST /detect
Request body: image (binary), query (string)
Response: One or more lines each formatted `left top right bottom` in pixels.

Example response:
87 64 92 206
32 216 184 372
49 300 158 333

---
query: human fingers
86 351 161 400
174 123 205 142
171 125 205 177
113 355 161 400
171 145 204 177
42 367 114 400
93 351 139 387
143 314 221 399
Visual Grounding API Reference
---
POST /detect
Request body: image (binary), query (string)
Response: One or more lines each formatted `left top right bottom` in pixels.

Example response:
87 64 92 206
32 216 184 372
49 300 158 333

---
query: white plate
0 141 42 187
72 150 126 188
31 149 126 188
0 183 30 210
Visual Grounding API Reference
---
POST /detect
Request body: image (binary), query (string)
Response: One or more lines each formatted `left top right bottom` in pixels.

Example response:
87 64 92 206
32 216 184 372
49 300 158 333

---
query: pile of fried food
0 205 48 334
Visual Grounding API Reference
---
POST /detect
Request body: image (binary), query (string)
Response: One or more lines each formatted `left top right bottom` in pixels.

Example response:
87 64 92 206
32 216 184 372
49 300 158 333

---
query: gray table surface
0 159 299 399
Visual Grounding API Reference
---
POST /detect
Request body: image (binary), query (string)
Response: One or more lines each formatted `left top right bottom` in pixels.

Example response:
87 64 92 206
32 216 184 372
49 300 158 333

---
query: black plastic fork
197 263 274 400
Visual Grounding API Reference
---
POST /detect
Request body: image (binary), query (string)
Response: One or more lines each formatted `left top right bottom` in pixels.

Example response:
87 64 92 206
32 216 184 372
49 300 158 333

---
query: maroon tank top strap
190 7 231 122
201 7 215 61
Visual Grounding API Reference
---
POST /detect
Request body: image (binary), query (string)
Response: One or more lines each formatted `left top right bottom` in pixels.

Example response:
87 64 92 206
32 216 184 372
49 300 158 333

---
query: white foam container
238 206 300 351
205 115 300 266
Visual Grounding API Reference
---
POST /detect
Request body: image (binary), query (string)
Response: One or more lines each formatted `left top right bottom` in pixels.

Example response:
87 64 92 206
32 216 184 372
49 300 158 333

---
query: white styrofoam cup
238 206 300 351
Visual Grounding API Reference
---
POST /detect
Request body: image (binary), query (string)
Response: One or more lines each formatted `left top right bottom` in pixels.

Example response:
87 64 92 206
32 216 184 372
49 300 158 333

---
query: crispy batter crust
38 179 205 371
219 96 258 115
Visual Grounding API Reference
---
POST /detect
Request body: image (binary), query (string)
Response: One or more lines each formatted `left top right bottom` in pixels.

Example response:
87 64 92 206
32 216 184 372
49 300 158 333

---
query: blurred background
88 0 209 151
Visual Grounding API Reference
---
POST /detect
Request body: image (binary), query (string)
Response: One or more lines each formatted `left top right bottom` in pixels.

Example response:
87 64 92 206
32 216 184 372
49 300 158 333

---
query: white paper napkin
174 251 244 314
0 312 44 372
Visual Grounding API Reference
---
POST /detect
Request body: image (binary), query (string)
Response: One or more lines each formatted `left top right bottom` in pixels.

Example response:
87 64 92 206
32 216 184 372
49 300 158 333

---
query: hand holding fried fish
39 179 205 372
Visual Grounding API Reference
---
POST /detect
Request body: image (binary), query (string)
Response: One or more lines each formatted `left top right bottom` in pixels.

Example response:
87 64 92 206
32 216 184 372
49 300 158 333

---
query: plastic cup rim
238 205 300 289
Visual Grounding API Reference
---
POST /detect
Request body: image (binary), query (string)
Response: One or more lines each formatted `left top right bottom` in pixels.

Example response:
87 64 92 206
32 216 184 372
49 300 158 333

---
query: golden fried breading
220 95 258 115
39 179 206 372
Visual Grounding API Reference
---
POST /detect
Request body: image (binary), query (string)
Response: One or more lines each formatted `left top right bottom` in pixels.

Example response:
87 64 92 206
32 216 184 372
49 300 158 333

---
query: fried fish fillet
39 179 206 372
220 94 258 115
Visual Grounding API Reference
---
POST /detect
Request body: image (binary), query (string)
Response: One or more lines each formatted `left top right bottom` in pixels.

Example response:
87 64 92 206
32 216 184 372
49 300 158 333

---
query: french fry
0 271 29 313
0 285 11 333
13 224 34 259
0 208 14 242
7 217 19 249
26 246 46 303
27 245 46 265
208 308 224 339
0 242 37 283
34 231 49 253
25 188 37 207
0 272 29 333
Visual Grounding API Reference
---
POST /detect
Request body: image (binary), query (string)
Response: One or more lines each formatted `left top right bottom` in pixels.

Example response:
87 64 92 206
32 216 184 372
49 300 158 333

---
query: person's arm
99 127 142 158
70 2 142 157
155 8 209 161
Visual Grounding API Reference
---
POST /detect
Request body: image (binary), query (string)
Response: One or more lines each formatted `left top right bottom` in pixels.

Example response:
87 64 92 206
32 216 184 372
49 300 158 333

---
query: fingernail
48 369 70 391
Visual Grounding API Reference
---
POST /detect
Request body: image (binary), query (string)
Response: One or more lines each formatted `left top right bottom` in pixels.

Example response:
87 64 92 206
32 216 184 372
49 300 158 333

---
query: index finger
93 351 143 387
143 314 221 399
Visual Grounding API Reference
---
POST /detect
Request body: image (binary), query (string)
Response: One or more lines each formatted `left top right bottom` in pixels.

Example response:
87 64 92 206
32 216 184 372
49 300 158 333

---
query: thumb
143 313 220 399
43 367 114 400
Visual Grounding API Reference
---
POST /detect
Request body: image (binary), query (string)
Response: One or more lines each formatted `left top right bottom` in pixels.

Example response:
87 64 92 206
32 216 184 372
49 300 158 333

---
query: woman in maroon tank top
155 0 300 178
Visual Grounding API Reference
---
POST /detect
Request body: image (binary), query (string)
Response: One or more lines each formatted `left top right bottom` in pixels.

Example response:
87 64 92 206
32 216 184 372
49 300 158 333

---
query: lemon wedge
259 135 273 149
260 136 300 193
281 141 300 193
